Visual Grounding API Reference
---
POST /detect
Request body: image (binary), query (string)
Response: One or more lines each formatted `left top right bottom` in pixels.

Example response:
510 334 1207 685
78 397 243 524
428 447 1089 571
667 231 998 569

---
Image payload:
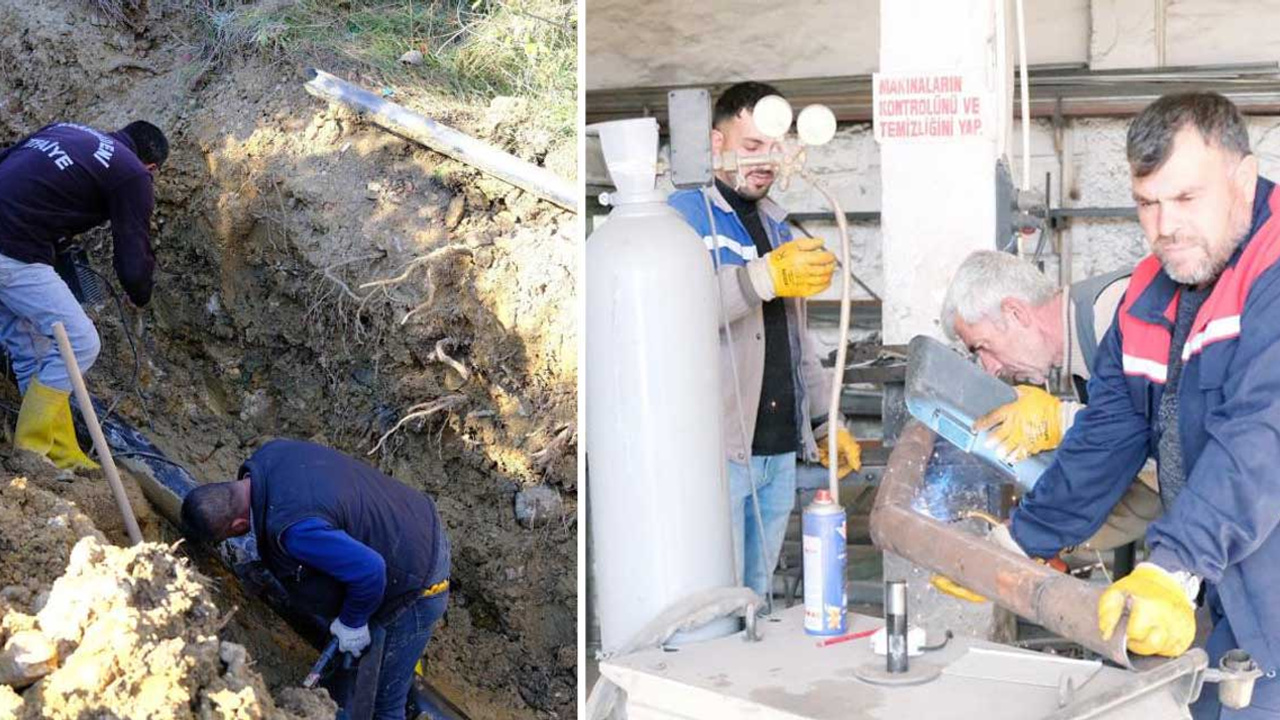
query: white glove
988 522 1028 558
329 618 371 658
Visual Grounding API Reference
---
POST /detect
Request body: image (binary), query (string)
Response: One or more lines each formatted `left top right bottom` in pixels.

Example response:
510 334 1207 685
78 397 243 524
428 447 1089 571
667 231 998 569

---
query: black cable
112 449 189 469
787 217 883 302
921 629 954 652
77 260 153 431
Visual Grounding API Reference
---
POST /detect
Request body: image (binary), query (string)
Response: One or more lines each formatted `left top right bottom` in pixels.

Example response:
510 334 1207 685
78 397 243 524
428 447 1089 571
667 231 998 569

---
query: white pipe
1015 0 1032 191
995 0 1010 162
802 172 851 505
52 322 143 546
304 68 577 212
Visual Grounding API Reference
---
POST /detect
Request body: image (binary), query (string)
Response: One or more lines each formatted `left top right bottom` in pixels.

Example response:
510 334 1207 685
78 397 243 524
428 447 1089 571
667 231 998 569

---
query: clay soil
0 1 578 717
0 466 337 719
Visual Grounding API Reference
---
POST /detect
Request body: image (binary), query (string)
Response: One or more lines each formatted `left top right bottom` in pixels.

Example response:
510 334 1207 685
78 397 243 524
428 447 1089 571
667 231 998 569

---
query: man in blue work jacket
0 120 165 470
993 92 1280 718
180 439 451 719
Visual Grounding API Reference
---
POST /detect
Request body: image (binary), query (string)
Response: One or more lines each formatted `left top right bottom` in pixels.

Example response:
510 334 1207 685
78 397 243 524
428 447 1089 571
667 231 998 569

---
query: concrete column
878 0 1010 344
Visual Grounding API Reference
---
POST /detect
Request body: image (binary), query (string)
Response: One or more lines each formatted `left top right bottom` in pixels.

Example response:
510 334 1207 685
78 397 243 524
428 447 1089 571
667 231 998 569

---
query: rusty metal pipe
869 421 1133 667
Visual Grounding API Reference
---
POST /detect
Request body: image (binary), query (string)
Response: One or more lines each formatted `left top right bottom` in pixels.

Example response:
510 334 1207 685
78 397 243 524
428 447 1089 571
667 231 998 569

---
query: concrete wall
585 0 1090 90
587 1 1280 89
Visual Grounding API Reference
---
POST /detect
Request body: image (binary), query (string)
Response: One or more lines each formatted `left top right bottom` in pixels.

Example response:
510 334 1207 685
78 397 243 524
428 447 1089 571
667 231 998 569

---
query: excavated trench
0 2 578 718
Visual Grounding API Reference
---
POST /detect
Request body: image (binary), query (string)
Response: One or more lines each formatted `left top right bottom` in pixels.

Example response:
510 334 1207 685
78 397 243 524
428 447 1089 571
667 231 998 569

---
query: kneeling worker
180 439 451 719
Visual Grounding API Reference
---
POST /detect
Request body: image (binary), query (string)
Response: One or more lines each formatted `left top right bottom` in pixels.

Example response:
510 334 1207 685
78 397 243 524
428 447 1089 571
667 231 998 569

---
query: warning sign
872 72 992 143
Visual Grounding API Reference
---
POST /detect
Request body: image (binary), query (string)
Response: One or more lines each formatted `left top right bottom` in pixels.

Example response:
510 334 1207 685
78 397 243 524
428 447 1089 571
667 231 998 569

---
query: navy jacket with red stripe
1012 176 1280 672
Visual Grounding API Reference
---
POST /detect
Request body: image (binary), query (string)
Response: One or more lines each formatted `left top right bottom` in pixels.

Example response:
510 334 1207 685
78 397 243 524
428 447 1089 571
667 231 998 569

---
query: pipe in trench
303 67 578 213
869 420 1134 668
81 398 470 720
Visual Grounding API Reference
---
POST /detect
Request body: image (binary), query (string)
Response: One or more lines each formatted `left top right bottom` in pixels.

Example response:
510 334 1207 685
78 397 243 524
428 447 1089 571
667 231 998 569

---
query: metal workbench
600 605 1202 719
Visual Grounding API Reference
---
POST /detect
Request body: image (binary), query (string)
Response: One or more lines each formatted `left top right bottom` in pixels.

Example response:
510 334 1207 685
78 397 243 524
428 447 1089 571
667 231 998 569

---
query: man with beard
1003 91 1280 718
667 82 861 600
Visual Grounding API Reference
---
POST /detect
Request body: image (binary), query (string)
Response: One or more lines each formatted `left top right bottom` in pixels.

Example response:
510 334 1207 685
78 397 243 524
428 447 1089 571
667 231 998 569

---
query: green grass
188 0 577 140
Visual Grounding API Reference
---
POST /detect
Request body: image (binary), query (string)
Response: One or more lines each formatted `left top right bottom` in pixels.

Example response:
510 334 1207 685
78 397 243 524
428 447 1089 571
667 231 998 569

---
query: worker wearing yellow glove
1099 563 1198 657
15 379 98 471
766 237 836 298
973 385 1070 464
816 426 862 477
668 83 865 602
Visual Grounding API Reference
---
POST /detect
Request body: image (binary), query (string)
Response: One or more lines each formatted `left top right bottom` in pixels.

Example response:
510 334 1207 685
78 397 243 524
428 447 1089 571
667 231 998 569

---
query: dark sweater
0 122 156 305
716 180 798 456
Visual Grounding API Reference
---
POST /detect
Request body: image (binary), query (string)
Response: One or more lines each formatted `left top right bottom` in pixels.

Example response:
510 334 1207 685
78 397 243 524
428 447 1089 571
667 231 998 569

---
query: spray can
802 489 847 635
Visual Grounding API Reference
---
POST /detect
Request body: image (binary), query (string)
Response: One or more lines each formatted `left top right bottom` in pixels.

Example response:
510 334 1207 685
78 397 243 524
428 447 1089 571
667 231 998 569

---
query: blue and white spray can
802 489 847 635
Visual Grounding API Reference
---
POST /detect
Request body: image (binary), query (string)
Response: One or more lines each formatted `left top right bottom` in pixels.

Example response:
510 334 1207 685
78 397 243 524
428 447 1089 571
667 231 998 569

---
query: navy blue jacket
242 439 447 624
1012 177 1280 672
0 123 156 305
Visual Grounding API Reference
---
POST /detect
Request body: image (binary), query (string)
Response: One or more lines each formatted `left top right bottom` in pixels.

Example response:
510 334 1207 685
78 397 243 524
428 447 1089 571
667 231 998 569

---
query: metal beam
869 421 1136 668
588 63 1280 126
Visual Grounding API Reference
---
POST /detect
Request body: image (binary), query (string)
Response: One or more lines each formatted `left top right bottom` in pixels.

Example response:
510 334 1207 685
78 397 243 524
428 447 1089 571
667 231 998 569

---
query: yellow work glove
1098 563 1196 657
973 385 1063 464
766 238 836 298
816 427 861 477
931 575 988 603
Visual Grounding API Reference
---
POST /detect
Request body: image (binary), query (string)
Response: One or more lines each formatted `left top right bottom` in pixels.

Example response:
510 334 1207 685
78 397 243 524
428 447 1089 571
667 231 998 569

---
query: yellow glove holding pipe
973 385 1063 464
1098 563 1196 657
766 238 836 298
816 427 861 477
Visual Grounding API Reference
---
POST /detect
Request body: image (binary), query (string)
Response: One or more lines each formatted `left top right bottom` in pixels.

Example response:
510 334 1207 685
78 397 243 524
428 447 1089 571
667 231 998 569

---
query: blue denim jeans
0 253 99 393
727 453 797 598
331 532 451 719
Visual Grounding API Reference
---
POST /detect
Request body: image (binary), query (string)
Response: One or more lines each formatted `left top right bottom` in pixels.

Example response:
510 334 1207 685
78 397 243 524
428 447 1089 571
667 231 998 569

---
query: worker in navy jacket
181 439 451 719
0 121 164 470
999 92 1280 718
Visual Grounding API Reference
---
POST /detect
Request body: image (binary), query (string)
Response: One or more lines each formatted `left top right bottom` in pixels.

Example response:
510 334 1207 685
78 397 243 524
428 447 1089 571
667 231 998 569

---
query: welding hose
702 191 775 616
800 170 852 504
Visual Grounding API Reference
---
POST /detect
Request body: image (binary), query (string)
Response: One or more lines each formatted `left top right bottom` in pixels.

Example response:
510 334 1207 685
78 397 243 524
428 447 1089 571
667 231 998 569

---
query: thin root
432 338 470 382
368 393 468 455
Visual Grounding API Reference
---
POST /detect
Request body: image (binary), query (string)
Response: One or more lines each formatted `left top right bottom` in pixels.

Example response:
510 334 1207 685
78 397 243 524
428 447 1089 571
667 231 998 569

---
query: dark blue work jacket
1013 177 1280 673
243 439 446 622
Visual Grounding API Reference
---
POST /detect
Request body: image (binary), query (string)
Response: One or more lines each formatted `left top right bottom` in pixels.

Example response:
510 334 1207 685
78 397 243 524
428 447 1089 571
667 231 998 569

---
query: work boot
15 379 98 471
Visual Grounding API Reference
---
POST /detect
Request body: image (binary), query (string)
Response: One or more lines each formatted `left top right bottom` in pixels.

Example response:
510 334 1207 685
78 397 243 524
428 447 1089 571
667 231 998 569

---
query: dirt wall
0 2 578 716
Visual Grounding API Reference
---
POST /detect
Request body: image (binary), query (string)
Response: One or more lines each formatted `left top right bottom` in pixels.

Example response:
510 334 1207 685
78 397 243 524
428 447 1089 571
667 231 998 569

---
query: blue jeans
0 253 99 393
1192 588 1280 719
331 533 451 719
727 453 797 598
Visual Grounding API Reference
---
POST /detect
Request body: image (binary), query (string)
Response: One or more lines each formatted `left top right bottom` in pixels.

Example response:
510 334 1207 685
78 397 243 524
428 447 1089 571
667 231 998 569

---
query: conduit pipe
1015 0 1032 192
868 421 1134 668
304 68 577 212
